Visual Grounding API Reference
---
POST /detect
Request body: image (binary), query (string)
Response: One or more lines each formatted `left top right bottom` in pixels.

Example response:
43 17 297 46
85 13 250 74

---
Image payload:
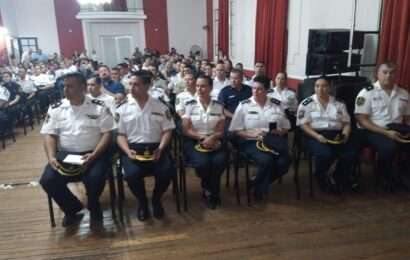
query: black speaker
308 29 365 53
306 52 361 75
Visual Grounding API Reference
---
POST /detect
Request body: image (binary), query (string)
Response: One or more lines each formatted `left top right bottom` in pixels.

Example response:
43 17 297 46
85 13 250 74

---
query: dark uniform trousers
306 130 357 183
39 151 108 216
364 130 410 177
121 144 175 203
183 138 226 198
241 140 291 196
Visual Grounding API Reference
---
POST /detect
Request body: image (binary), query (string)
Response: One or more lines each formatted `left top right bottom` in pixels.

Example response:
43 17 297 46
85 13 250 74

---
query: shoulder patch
91 99 104 106
365 84 374 91
270 98 281 105
51 101 62 109
240 99 251 104
185 99 197 106
302 98 313 106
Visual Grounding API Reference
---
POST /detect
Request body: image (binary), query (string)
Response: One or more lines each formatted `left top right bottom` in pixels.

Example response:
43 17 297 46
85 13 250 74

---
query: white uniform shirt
117 96 175 143
297 94 350 130
182 98 225 136
211 77 230 100
31 73 54 87
354 81 410 128
229 97 290 136
0 85 10 102
17 79 37 94
40 96 115 152
268 86 297 112
175 90 196 114
87 93 116 114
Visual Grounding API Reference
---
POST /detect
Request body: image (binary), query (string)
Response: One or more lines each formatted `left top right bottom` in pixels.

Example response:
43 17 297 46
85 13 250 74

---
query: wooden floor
1 126 410 260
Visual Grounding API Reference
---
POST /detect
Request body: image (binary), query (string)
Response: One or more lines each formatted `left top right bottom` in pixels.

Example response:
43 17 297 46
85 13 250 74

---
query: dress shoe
62 212 84 227
137 204 150 221
152 198 165 219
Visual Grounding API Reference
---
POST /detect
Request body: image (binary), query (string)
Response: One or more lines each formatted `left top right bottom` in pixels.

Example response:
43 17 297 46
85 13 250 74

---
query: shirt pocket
84 118 99 129
371 101 388 116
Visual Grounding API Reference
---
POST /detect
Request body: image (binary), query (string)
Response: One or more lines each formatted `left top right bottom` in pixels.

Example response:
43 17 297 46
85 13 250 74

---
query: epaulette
116 99 127 108
91 99 104 106
365 84 374 91
185 99 197 105
51 101 62 109
240 99 251 104
270 98 281 105
302 97 313 106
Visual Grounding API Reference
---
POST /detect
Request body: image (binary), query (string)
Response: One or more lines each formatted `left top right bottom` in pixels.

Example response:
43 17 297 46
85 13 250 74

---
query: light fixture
77 0 112 5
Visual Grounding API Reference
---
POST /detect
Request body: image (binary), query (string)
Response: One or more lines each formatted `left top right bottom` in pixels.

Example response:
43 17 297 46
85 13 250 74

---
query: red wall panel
54 0 85 57
143 0 169 54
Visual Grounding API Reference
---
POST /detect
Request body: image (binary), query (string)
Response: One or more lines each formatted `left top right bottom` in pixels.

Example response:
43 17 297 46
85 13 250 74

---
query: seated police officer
181 75 226 209
229 76 291 200
297 76 357 193
116 70 175 221
39 73 115 227
355 62 410 190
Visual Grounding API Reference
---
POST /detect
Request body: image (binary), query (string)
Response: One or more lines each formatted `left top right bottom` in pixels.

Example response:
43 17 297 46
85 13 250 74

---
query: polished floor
1 126 410 260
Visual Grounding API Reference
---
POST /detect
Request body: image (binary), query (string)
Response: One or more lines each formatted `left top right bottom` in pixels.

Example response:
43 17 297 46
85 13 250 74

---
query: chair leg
225 162 230 187
308 154 314 198
182 166 188 211
234 153 241 205
173 174 181 213
48 195 56 227
107 167 117 220
116 164 125 221
294 149 302 200
245 161 251 206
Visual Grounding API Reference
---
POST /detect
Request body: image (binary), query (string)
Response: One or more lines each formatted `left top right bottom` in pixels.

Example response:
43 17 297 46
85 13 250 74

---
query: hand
385 130 403 142
201 137 217 149
153 147 163 161
82 153 96 166
316 134 328 144
127 149 137 160
49 157 61 171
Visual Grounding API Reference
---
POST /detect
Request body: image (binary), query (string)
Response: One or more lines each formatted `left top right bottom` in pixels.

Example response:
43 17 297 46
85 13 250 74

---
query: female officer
229 76 291 201
296 76 356 193
181 75 225 209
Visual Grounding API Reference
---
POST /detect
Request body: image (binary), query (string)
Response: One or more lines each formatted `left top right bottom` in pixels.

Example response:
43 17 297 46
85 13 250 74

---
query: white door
101 36 133 67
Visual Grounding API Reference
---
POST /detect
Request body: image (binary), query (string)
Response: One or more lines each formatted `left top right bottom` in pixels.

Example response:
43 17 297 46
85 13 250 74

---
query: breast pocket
371 101 388 117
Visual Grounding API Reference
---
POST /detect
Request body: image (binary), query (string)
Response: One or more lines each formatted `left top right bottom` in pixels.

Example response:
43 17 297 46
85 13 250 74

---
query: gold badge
356 97 365 106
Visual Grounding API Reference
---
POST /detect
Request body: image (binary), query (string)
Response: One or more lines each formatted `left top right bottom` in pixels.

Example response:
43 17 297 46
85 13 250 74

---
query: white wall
229 0 257 71
0 0 60 55
166 0 207 58
286 0 382 79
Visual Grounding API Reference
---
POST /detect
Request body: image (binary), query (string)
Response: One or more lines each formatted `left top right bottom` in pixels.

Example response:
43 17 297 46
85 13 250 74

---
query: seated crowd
0 47 409 227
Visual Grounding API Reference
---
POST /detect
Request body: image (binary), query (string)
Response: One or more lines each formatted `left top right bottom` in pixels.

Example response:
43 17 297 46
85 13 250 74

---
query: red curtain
254 0 288 79
378 0 410 90
218 0 229 58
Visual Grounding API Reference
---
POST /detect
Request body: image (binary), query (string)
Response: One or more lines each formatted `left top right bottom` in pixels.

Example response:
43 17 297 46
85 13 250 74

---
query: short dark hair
2 71 12 77
111 67 120 72
64 72 87 87
376 61 397 72
253 75 271 90
197 74 213 87
230 68 243 76
315 75 330 85
130 70 152 86
98 64 110 71
276 72 288 79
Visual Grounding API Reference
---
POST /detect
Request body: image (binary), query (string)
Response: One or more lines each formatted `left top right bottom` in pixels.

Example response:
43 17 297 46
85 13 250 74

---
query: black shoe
316 176 329 193
62 212 84 227
90 208 103 223
253 193 264 202
206 196 218 210
152 199 165 219
137 204 150 221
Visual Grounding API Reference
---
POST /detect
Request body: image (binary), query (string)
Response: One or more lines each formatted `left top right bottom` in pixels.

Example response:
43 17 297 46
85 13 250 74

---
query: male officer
39 73 115 227
116 70 175 221
175 72 197 116
355 62 410 189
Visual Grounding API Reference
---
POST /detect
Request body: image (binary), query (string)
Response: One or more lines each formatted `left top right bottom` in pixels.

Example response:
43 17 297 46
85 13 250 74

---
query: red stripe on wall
54 0 84 58
143 0 169 54
206 0 214 60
